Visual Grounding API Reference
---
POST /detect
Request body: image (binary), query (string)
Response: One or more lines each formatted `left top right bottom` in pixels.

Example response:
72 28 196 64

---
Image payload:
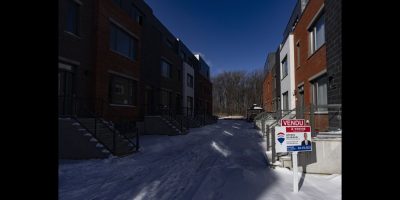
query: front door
58 63 75 115
144 88 152 115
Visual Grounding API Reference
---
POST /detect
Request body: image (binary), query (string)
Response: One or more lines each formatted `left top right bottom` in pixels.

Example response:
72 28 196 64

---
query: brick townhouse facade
293 0 328 132
59 0 213 123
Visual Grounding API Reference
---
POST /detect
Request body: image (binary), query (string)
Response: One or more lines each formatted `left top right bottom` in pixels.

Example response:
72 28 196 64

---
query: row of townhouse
262 0 342 133
58 0 213 159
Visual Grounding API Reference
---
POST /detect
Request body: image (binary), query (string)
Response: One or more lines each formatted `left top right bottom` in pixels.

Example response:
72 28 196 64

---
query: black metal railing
158 105 189 133
256 104 342 137
59 95 140 155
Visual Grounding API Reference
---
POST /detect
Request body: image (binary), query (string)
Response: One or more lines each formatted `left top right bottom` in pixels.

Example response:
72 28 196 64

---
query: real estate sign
280 119 305 126
275 119 312 153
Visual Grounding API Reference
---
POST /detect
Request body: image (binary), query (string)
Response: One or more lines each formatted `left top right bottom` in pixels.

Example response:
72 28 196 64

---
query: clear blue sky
145 0 296 77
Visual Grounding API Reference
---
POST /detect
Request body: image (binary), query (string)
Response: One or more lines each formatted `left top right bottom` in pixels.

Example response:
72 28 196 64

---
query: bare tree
212 69 264 116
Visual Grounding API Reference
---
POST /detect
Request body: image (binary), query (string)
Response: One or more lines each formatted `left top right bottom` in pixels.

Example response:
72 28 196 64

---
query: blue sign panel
287 144 312 152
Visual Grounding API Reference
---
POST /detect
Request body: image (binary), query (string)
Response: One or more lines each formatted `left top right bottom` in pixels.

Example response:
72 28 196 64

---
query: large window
110 23 138 60
311 75 328 112
66 0 79 35
281 56 288 79
309 13 325 54
282 92 289 111
161 60 171 78
187 74 193 88
109 75 137 106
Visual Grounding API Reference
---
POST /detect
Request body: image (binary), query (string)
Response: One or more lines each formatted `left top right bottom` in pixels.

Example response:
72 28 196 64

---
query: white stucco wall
279 34 296 111
182 62 194 115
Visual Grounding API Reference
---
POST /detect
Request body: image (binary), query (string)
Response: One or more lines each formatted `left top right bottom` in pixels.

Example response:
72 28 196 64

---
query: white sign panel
274 125 312 153
275 126 287 153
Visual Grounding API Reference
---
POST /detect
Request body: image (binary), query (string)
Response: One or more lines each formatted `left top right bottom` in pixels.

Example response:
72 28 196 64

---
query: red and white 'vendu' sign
275 119 312 153
280 119 305 126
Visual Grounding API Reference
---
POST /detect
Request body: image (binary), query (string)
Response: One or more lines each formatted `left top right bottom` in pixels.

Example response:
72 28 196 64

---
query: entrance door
58 63 75 115
145 88 152 115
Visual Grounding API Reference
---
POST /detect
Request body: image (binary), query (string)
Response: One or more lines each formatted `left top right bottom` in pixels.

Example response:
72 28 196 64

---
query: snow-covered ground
59 120 341 200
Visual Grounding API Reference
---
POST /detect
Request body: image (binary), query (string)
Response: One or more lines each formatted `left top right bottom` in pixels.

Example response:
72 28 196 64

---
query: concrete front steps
76 118 137 156
144 116 188 135
59 117 111 159
267 134 342 174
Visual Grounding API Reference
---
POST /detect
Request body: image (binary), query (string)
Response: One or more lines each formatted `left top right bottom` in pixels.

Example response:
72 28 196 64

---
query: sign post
292 151 298 193
274 119 312 193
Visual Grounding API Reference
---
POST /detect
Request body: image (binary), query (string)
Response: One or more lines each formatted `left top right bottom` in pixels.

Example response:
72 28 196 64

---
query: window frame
109 74 137 106
187 74 193 88
282 92 289 111
311 75 328 113
281 56 288 79
109 22 138 61
65 0 80 36
308 11 325 55
161 60 172 78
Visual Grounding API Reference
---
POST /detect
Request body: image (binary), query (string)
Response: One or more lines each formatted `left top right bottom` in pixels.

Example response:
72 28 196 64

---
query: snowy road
59 119 341 200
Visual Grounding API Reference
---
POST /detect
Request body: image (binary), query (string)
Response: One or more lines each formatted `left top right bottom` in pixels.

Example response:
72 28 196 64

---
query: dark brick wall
274 46 281 112
137 1 182 114
194 55 213 115
195 73 213 115
58 0 96 107
263 71 273 111
325 0 342 130
293 0 326 111
94 0 142 122
59 0 209 120
263 52 275 112
325 0 342 104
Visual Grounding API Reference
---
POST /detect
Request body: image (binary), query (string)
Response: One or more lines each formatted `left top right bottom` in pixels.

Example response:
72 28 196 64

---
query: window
180 52 186 60
311 75 328 112
136 13 144 25
165 39 173 49
109 75 137 106
130 5 144 25
187 96 193 110
309 13 325 54
110 23 138 60
161 60 171 78
281 56 288 79
282 92 289 111
113 0 144 26
66 0 79 35
296 42 301 67
187 74 193 88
